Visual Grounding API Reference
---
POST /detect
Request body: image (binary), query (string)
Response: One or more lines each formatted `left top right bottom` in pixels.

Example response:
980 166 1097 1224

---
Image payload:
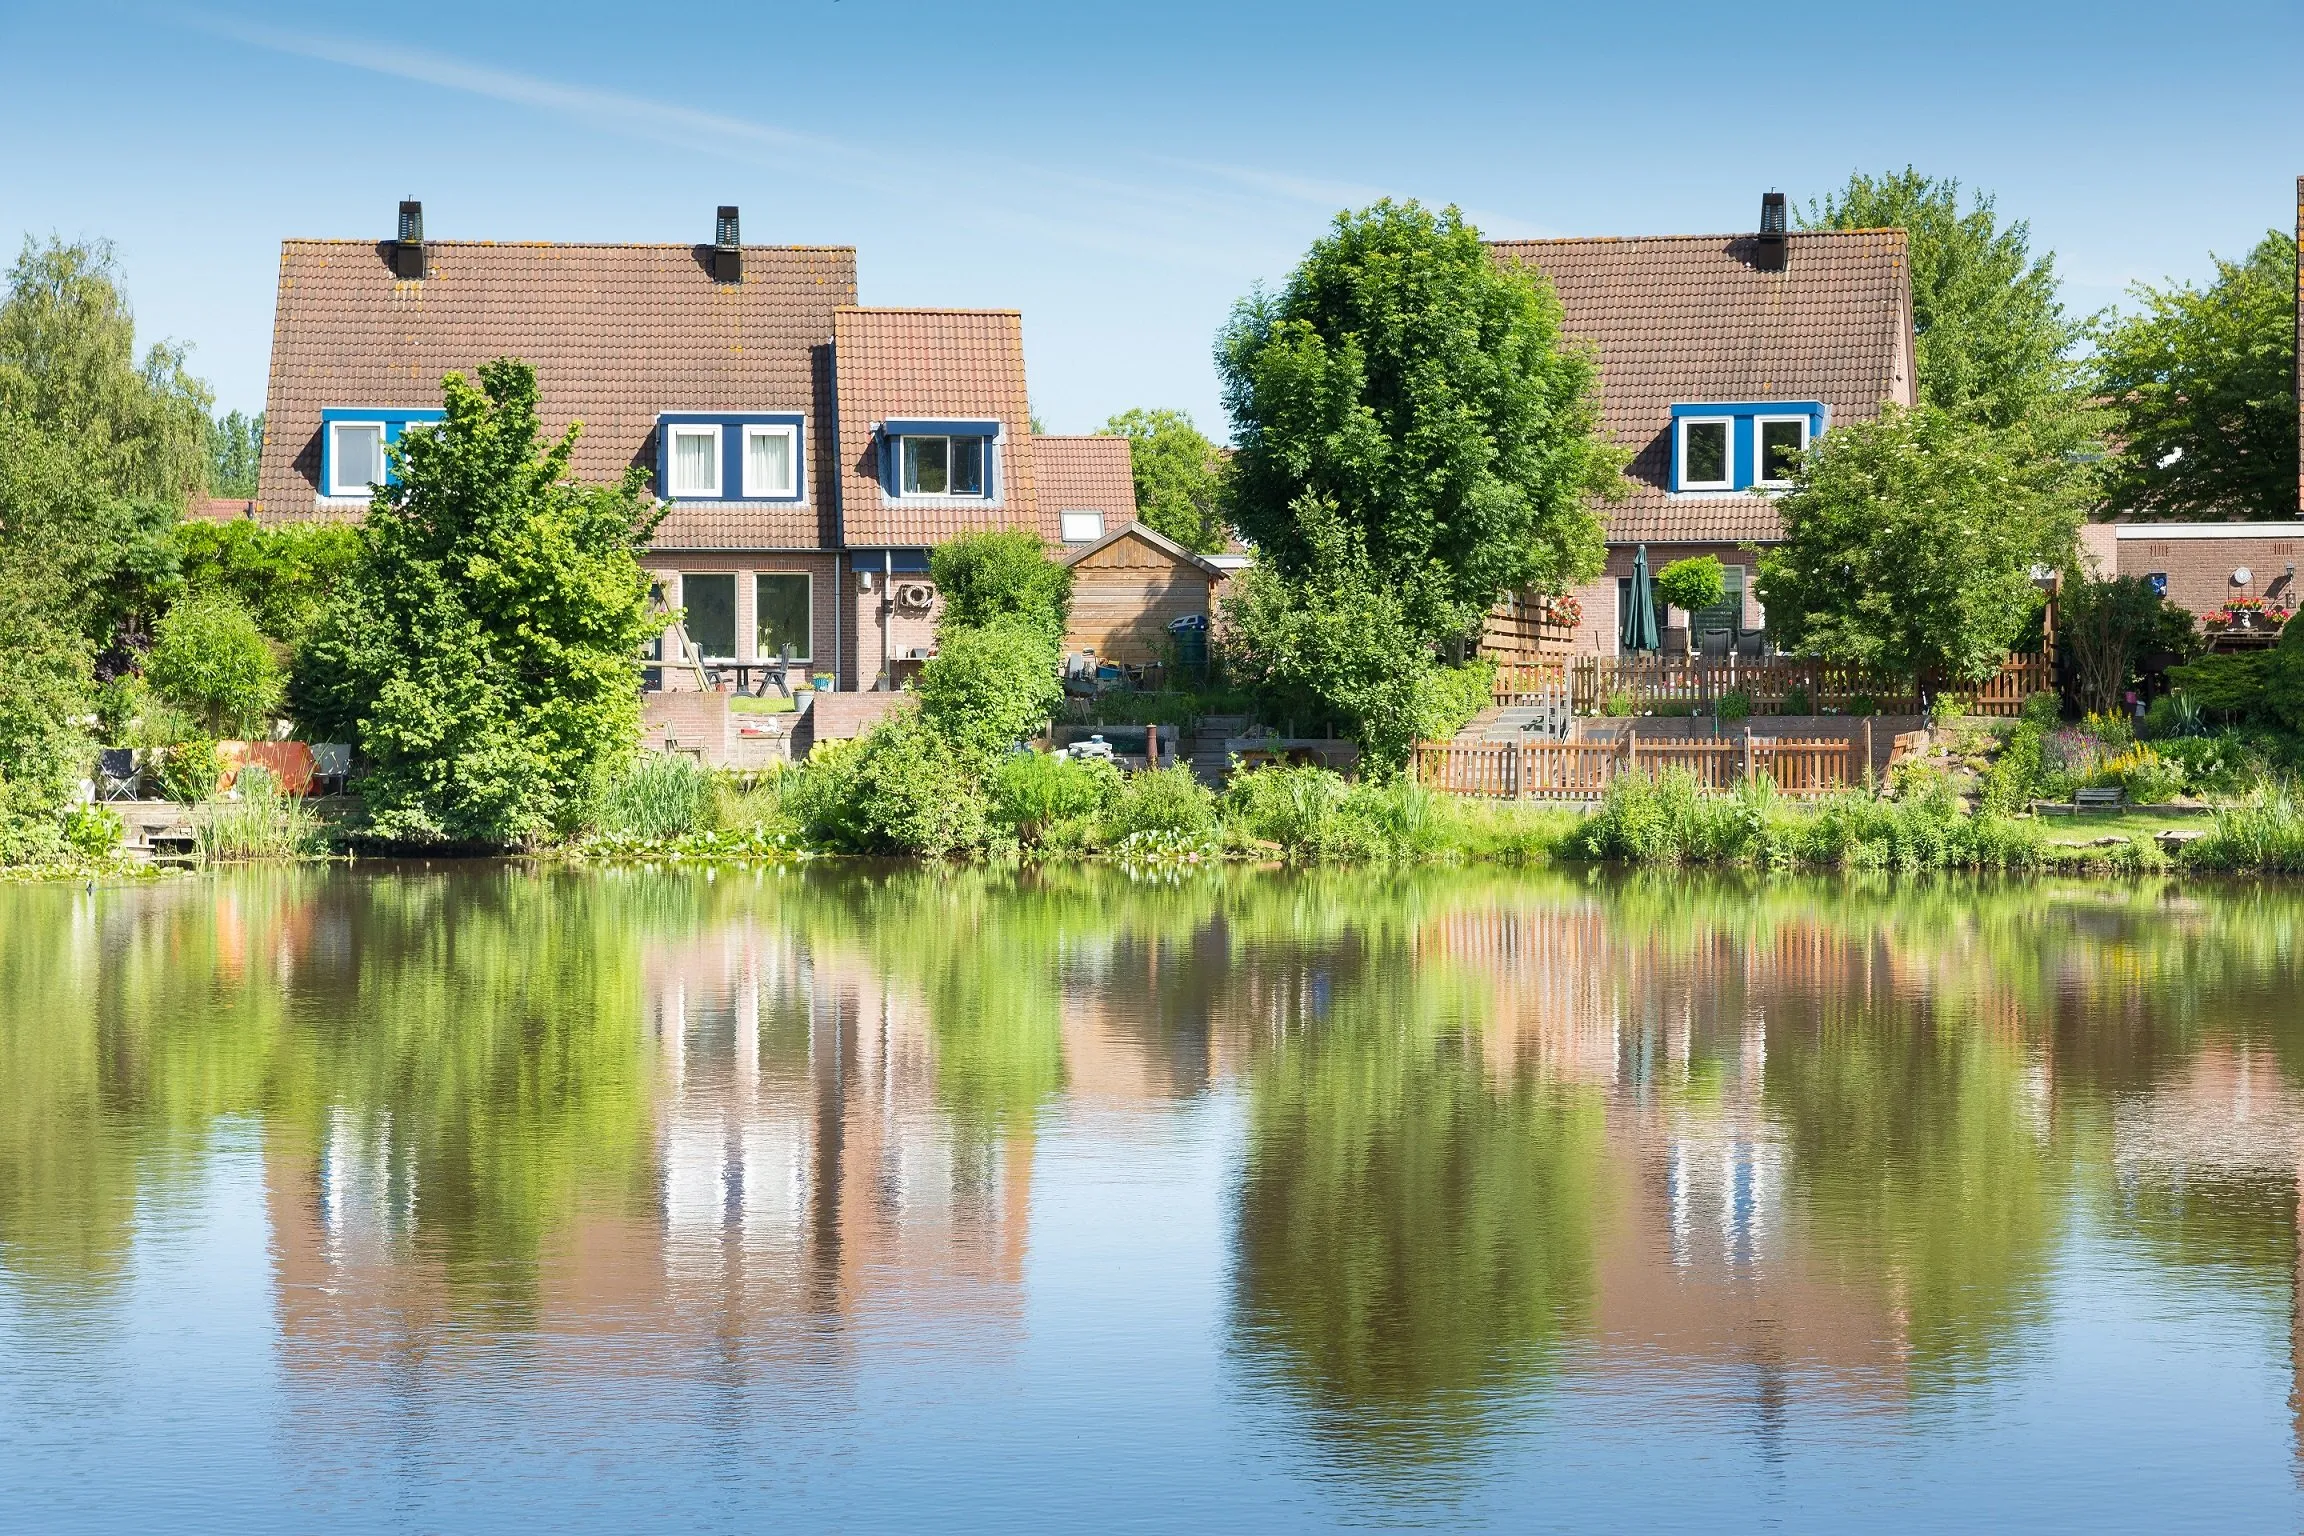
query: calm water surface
4 864 2304 1531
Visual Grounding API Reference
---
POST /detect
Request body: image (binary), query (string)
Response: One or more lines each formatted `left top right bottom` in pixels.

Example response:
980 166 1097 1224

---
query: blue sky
3 1 2299 436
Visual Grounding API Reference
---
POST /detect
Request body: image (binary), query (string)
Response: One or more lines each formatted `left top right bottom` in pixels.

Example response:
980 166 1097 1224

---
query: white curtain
674 430 717 495
747 429 791 495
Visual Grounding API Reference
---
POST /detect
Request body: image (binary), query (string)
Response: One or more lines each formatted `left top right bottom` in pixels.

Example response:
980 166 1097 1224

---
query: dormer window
1678 418 1732 491
329 421 385 497
320 408 442 500
667 424 722 498
1756 416 1808 486
901 434 987 497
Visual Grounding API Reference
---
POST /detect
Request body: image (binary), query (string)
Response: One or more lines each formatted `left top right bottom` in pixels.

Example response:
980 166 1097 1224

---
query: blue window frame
1668 402 1828 492
320 407 444 498
654 413 807 503
879 419 1000 500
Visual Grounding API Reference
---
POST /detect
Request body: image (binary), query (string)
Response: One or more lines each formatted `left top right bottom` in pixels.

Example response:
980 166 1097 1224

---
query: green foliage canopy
169 518 359 647
1654 555 1726 615
927 529 1073 648
1803 169 2091 447
915 618 1066 762
143 592 283 737
1756 406 2081 683
2092 230 2299 519
295 359 661 845
206 410 264 499
1217 200 1620 645
1100 408 1229 553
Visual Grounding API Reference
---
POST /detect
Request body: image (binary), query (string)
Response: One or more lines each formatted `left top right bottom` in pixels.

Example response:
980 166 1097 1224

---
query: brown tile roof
1029 435 1137 543
1489 230 1915 545
256 240 856 548
193 497 256 523
832 308 1039 547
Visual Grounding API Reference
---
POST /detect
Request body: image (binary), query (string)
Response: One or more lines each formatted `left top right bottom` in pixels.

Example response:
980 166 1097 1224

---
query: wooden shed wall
1064 536 1214 664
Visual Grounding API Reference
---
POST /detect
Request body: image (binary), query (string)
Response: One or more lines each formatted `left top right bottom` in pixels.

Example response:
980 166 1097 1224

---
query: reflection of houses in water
268 920 1034 1378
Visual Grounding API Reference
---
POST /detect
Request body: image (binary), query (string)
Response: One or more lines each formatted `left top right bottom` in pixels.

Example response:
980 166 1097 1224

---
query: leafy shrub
1716 689 1752 722
1847 693 1879 717
915 619 1064 762
63 804 124 860
1223 764 1347 857
2155 731 2254 798
2018 691 2062 728
1979 719 2045 814
2143 691 2206 740
2092 743 2183 804
1416 659 1497 742
597 752 717 839
929 530 1073 647
790 717 993 857
2083 709 2135 750
990 750 1120 842
2186 784 2304 873
143 592 284 737
155 737 221 803
2166 651 2268 722
1601 689 1635 717
1106 764 1218 841
1781 685 1812 716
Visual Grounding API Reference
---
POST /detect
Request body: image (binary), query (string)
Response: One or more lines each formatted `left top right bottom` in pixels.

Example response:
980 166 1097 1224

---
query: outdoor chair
1697 629 1732 659
1734 631 1766 660
311 744 352 797
97 748 139 803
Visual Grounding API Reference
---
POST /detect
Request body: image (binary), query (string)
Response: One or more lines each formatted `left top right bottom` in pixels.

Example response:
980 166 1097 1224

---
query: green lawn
730 695 798 716
2031 804 2212 845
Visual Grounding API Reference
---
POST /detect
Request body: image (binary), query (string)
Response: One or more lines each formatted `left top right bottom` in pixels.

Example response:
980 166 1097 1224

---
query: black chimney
1756 191 1787 272
393 200 426 281
711 206 741 284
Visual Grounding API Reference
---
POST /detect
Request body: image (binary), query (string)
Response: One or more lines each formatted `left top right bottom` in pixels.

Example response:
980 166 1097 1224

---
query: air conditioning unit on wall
895 581 935 610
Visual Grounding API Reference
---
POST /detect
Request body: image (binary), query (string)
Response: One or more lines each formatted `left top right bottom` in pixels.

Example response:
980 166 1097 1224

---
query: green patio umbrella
1620 543 1659 653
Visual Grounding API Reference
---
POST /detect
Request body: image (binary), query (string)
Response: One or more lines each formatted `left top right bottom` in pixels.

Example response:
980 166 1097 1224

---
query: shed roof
1058 518 1224 576
1489 230 1915 544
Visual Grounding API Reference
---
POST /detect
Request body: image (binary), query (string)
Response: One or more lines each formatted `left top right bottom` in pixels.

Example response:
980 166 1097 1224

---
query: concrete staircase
1453 693 1571 745
1184 714 1253 786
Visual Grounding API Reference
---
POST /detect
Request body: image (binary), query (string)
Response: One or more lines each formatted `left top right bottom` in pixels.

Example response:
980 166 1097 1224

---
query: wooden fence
1413 729 1871 801
1562 653 2052 717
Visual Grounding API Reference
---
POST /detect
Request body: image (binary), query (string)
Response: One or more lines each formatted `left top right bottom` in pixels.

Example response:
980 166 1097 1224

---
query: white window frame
1676 417 1734 492
753 571 814 663
328 420 387 498
666 424 723 499
1753 415 1809 488
1059 509 1104 543
898 434 991 498
741 423 800 499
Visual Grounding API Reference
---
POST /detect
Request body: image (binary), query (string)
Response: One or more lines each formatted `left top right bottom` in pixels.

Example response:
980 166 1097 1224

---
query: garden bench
2074 786 2126 813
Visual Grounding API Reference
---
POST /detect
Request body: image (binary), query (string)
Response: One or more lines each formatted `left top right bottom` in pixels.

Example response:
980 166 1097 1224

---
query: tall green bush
143 592 282 737
928 530 1072 647
293 359 661 846
915 619 1065 762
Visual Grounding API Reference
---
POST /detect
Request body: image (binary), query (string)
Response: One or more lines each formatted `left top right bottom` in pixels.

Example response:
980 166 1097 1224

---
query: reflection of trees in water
1229 949 1608 1471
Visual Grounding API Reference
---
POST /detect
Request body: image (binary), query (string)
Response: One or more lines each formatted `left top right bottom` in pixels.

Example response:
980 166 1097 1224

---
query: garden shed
1059 523 1226 667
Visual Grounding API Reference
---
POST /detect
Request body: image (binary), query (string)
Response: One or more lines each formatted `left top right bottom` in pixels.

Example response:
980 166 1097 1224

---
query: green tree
1654 555 1725 615
1803 169 2090 445
915 619 1065 763
0 237 211 503
2057 574 2195 715
1100 408 1229 553
295 359 662 845
2093 230 2299 519
142 592 283 737
1756 406 2080 683
206 409 264 499
169 518 359 647
1218 199 1620 645
0 562 91 865
928 529 1072 647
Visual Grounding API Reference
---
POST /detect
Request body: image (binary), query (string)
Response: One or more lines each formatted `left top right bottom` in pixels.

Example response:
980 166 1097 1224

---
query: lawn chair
97 748 140 802
311 743 352 796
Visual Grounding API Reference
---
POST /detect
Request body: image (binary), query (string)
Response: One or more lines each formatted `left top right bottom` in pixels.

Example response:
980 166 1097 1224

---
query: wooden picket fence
1562 653 2052 718
1412 729 1872 801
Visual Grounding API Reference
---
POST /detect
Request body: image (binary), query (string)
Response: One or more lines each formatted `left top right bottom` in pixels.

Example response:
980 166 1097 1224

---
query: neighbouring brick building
1488 197 1917 657
253 202 1144 695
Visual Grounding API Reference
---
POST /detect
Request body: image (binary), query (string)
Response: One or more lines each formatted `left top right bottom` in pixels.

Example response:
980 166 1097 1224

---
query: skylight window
1059 510 1104 543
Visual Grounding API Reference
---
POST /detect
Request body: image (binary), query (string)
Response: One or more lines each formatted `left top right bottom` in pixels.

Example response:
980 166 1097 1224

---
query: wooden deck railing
1563 653 2051 718
1412 730 1870 801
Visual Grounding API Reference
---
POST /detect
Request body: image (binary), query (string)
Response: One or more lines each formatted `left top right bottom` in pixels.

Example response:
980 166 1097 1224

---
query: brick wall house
253 203 1150 698
1488 199 1917 657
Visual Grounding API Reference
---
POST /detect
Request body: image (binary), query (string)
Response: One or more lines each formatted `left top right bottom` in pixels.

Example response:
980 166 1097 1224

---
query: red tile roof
192 497 256 523
832 308 1039 547
1489 230 1915 544
256 240 856 547
1029 435 1137 543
